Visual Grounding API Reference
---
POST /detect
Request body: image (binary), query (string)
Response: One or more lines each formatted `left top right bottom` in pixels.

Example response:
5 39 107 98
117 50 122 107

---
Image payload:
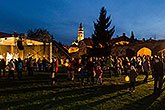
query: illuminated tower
78 23 84 42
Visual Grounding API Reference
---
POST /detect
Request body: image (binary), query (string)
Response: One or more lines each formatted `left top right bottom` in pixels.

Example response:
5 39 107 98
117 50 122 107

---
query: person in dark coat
50 58 58 86
86 57 95 85
17 58 23 79
42 57 47 72
128 65 138 92
69 58 75 81
153 57 163 96
27 57 33 76
0 59 6 77
7 59 15 80
143 58 150 83
79 65 86 86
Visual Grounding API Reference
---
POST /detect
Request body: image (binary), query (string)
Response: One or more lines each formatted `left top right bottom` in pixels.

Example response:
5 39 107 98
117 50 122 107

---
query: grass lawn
0 69 165 110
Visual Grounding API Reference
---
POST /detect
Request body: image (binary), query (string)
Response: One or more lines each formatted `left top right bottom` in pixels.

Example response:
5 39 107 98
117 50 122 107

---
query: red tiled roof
83 38 93 46
111 35 130 43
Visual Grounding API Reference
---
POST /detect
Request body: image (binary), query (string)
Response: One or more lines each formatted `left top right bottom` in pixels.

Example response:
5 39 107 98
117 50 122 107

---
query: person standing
27 57 33 76
77 59 82 81
106 56 113 78
65 59 70 80
17 58 23 79
86 57 95 85
42 57 47 72
50 58 58 86
0 59 6 77
128 65 138 92
69 58 75 81
7 59 15 79
96 66 103 85
79 65 86 86
143 57 150 83
153 57 163 96
37 58 42 71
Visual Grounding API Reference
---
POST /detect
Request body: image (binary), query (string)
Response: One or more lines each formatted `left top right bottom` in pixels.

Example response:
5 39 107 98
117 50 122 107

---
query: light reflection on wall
113 41 129 46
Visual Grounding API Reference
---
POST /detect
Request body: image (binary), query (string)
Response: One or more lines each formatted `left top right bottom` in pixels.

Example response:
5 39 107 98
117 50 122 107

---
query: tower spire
78 23 84 42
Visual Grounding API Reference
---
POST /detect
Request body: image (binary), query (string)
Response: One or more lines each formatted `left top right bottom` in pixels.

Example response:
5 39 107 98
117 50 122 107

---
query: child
128 65 138 92
96 66 103 85
79 65 86 86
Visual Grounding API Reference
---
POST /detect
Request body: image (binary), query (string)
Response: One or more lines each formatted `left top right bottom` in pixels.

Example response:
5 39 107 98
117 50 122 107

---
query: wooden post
50 42 52 63
23 38 27 59
11 45 14 55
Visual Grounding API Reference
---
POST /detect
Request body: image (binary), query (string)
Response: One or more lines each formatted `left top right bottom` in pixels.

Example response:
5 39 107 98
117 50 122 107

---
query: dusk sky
0 0 165 44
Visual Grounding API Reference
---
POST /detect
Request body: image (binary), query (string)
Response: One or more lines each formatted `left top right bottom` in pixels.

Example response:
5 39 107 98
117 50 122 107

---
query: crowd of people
0 54 164 96
64 55 165 95
0 57 51 79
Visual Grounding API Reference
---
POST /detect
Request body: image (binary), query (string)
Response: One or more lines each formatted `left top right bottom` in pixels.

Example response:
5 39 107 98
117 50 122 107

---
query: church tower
78 23 84 42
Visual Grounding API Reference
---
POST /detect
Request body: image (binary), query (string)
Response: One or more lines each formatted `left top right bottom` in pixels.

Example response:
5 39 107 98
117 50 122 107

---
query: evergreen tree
92 7 115 48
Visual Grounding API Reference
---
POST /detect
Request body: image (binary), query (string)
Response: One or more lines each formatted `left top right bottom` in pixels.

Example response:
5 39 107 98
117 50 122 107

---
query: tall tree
27 28 51 56
27 28 50 42
92 7 115 48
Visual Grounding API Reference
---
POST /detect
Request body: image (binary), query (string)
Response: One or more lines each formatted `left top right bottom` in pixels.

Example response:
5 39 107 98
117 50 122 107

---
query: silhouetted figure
8 59 15 80
17 58 23 79
0 59 6 77
27 57 33 76
37 58 42 71
143 58 150 83
42 57 47 72
106 56 113 77
69 58 75 81
79 65 86 86
50 58 58 86
86 57 95 85
153 57 163 96
128 65 138 93
96 66 103 85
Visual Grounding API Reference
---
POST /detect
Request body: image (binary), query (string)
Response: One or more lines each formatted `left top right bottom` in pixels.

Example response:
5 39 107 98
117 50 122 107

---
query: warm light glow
137 47 152 56
78 68 81 72
72 41 78 46
114 41 129 46
68 47 79 53
52 72 55 78
0 55 4 59
87 46 93 48
64 63 69 67
0 37 49 45
125 76 130 81
6 52 13 64
99 43 103 48
158 49 165 53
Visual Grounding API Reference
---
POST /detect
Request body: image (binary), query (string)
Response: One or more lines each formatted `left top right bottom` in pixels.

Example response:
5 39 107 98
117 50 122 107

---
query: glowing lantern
78 68 81 72
64 63 69 67
125 76 130 81
52 72 55 78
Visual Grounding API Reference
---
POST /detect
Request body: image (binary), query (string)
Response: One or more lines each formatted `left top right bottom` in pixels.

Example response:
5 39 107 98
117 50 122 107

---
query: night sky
0 0 165 45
